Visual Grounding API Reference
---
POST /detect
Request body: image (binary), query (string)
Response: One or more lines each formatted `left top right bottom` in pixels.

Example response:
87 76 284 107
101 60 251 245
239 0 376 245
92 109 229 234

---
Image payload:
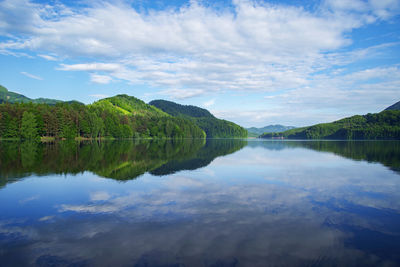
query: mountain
247 125 296 137
149 99 247 138
87 95 206 139
0 85 82 105
92 94 169 118
0 93 206 140
148 99 214 118
260 110 400 140
385 100 400 111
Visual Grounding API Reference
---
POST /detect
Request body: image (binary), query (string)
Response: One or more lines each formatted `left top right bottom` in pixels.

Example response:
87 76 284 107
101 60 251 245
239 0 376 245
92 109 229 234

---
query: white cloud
0 0 399 125
90 73 113 84
0 0 383 94
323 0 400 20
38 54 57 61
203 98 216 107
158 88 206 99
38 215 54 221
215 65 400 127
20 71 43 80
19 195 39 204
89 94 109 99
369 0 400 19
58 63 122 72
90 191 111 201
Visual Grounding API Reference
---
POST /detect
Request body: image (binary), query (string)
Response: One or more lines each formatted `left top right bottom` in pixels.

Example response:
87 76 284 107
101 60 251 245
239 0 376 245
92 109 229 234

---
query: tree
21 111 39 140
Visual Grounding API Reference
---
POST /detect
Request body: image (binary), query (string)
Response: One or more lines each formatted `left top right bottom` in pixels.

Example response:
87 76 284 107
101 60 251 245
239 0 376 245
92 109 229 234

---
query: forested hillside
385 101 400 111
149 99 214 118
150 100 247 138
247 125 296 137
0 85 81 105
0 95 205 140
260 110 400 140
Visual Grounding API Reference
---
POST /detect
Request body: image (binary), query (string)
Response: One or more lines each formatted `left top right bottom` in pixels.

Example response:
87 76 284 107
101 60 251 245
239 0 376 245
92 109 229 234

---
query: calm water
0 139 400 266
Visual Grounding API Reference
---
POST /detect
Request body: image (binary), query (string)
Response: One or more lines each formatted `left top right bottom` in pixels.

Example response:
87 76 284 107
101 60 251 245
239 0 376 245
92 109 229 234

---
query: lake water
0 139 399 266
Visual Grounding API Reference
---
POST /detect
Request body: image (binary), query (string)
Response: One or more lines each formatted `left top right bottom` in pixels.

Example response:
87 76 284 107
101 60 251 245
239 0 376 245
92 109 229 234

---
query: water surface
0 139 399 266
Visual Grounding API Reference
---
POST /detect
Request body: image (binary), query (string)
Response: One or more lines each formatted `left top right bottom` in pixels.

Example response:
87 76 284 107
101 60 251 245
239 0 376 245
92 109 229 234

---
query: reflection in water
248 140 400 173
0 139 247 186
0 140 399 266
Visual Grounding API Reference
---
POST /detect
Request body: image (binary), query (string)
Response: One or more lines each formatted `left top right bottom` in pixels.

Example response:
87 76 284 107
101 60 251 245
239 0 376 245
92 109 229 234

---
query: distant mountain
260 110 400 140
247 125 296 136
0 85 82 105
149 99 247 138
385 100 400 111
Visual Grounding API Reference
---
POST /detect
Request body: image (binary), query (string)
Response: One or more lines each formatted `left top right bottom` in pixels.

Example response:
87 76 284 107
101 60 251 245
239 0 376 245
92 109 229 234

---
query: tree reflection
248 140 400 174
0 139 247 186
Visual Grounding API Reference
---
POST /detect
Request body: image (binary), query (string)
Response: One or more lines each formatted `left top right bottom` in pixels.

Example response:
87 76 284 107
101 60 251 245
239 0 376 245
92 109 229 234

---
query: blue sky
0 0 399 127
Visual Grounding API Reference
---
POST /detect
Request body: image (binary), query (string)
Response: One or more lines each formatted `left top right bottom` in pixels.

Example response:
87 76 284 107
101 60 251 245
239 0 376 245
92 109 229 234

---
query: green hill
0 94 206 140
0 85 8 93
260 110 400 140
149 99 247 138
247 125 296 137
0 85 81 105
385 100 400 111
92 94 169 117
148 99 214 118
88 95 206 138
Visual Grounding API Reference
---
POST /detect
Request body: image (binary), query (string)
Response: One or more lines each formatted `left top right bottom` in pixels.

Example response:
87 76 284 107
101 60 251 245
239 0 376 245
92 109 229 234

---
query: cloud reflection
0 141 399 266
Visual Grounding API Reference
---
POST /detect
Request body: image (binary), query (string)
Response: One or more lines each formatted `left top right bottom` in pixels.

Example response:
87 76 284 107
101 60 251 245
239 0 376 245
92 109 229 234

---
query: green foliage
150 99 247 138
21 111 39 140
93 95 169 117
385 100 400 111
150 100 214 118
194 117 248 138
0 85 8 93
260 110 400 140
0 95 206 140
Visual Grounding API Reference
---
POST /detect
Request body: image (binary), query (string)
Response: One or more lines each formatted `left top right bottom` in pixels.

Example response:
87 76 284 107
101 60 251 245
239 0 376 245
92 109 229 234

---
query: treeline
0 97 205 140
0 88 248 139
194 117 248 138
150 100 248 138
260 110 400 140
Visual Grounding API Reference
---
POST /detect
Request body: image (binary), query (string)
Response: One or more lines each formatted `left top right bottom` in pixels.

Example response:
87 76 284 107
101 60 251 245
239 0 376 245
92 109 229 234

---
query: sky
0 0 399 127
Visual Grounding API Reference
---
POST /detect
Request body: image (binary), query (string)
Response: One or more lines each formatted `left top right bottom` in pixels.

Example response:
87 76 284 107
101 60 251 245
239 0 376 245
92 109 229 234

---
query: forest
260 110 400 140
0 95 206 140
150 100 248 138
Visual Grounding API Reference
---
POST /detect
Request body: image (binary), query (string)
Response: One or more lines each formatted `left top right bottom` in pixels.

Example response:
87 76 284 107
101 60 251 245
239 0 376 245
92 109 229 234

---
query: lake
0 139 399 266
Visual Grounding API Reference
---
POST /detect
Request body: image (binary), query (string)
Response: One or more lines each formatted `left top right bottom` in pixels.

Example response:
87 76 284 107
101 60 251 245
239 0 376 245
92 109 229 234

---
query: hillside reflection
248 140 400 174
0 139 247 185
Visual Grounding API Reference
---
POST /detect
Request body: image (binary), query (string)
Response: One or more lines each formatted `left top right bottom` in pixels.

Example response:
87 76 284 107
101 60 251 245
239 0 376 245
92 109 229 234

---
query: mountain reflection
248 140 400 174
0 139 247 185
0 139 400 266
